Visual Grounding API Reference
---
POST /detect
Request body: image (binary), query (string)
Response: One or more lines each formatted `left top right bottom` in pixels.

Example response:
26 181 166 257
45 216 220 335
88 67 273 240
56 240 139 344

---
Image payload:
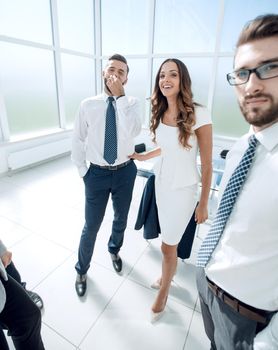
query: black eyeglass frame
226 60 278 86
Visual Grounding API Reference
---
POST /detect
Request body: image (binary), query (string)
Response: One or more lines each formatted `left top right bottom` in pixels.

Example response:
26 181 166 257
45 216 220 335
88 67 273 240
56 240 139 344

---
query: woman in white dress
131 59 212 322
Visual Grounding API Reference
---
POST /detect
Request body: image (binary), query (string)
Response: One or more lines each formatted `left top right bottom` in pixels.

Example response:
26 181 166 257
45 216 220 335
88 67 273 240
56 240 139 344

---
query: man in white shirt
196 14 278 349
72 54 141 297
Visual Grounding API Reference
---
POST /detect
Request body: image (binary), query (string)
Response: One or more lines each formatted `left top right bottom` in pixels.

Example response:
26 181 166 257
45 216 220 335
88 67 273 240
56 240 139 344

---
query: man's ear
123 77 128 85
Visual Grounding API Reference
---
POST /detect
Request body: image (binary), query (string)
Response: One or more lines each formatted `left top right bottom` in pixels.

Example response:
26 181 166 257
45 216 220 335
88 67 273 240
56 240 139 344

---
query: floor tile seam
182 306 196 350
193 296 199 312
0 217 75 252
76 244 151 346
76 272 129 348
31 252 76 290
0 214 38 235
12 224 76 254
90 238 150 276
124 276 198 313
5 231 34 249
124 244 199 311
41 321 79 349
34 232 77 254
123 241 153 280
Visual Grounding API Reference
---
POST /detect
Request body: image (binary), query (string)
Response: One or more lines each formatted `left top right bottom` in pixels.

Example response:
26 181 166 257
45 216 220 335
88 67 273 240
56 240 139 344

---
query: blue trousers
75 161 137 275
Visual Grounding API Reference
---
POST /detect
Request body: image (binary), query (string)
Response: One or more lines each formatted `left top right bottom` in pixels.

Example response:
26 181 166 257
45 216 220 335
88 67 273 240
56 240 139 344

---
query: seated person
0 239 45 350
6 261 43 310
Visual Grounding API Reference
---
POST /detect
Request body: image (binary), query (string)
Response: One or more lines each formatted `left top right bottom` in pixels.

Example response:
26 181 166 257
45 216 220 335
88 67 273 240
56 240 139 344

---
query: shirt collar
250 121 278 152
102 92 115 101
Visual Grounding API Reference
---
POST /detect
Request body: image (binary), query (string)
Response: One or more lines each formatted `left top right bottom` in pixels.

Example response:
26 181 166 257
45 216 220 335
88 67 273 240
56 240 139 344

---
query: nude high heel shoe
150 296 168 323
150 278 162 290
151 309 165 323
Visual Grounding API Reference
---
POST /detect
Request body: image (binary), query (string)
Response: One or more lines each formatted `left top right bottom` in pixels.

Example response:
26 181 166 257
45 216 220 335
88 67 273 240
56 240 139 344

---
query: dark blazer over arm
135 175 197 259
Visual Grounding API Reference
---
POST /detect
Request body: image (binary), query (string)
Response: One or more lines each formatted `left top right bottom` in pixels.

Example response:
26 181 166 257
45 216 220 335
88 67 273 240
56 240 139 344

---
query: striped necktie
103 97 117 164
197 134 258 267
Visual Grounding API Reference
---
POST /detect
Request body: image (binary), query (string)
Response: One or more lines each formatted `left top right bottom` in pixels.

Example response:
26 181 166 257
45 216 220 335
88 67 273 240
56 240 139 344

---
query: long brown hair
150 58 197 149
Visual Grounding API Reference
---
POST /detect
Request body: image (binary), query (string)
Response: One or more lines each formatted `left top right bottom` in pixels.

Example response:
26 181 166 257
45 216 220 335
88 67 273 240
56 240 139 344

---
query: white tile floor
0 156 211 350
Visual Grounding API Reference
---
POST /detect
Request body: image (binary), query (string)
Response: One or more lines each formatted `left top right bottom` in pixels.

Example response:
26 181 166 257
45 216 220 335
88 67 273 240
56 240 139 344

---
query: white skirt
155 178 198 246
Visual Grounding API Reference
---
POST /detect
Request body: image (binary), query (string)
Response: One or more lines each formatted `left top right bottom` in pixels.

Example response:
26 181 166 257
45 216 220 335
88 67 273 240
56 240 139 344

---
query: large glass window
220 0 278 52
1 0 277 144
101 0 149 55
0 0 52 44
212 57 249 138
57 0 95 53
124 58 148 123
154 0 219 53
0 42 59 136
61 54 95 127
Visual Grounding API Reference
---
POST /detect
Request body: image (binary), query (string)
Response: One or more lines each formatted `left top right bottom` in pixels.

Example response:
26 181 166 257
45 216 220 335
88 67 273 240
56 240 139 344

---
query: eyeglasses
227 60 278 86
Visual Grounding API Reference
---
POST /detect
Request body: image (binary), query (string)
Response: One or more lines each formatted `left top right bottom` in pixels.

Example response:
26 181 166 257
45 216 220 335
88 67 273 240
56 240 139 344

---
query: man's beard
239 93 278 127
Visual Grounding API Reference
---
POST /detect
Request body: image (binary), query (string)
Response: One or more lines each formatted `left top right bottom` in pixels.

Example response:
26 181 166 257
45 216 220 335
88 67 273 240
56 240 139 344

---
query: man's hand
254 314 278 350
1 250 12 268
106 75 125 97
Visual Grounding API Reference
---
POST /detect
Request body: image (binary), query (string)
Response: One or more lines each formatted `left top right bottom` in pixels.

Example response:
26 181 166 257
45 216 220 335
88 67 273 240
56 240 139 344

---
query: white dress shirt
71 93 142 177
206 121 278 348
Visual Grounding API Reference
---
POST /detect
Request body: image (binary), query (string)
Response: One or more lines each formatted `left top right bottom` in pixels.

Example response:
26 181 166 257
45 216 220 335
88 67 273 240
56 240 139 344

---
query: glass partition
212 57 249 137
0 42 59 136
0 0 52 44
101 0 149 55
57 0 95 53
154 0 219 53
220 0 278 52
61 54 95 127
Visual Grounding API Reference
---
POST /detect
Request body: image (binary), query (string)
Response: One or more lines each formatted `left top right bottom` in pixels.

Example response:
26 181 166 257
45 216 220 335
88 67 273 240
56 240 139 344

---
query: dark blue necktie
104 97 117 164
197 134 258 267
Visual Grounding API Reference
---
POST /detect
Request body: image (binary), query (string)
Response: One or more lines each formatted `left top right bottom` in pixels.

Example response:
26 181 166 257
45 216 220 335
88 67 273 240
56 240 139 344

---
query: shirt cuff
78 165 88 178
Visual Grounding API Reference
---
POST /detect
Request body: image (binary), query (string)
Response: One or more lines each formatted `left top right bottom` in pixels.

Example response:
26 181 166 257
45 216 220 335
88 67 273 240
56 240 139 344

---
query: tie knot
248 134 258 148
107 96 114 103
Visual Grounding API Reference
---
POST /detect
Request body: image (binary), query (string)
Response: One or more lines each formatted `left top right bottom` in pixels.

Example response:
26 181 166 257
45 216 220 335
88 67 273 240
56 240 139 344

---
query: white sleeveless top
154 106 212 189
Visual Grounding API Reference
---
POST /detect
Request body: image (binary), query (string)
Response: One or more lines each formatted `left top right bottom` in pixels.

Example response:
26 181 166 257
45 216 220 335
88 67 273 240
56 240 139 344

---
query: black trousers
0 265 44 350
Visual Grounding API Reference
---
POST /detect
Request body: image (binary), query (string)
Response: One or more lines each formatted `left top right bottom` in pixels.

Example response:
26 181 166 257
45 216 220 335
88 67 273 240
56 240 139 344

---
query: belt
206 277 268 324
90 160 132 171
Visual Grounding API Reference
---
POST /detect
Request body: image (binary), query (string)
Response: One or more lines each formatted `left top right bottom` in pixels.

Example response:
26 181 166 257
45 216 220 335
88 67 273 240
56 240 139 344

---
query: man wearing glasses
196 14 278 350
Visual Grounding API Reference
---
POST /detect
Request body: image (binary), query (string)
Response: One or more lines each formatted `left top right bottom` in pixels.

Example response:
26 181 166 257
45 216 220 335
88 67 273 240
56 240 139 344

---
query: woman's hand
128 152 146 161
195 202 208 224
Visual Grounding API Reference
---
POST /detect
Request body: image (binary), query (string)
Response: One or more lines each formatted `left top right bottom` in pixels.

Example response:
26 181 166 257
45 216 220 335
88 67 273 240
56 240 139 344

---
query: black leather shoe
26 290 44 310
75 274 87 297
22 282 44 310
110 253 122 273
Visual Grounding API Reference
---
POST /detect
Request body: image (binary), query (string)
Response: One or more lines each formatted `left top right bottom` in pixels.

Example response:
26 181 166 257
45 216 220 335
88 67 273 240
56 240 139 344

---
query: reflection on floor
0 156 211 350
